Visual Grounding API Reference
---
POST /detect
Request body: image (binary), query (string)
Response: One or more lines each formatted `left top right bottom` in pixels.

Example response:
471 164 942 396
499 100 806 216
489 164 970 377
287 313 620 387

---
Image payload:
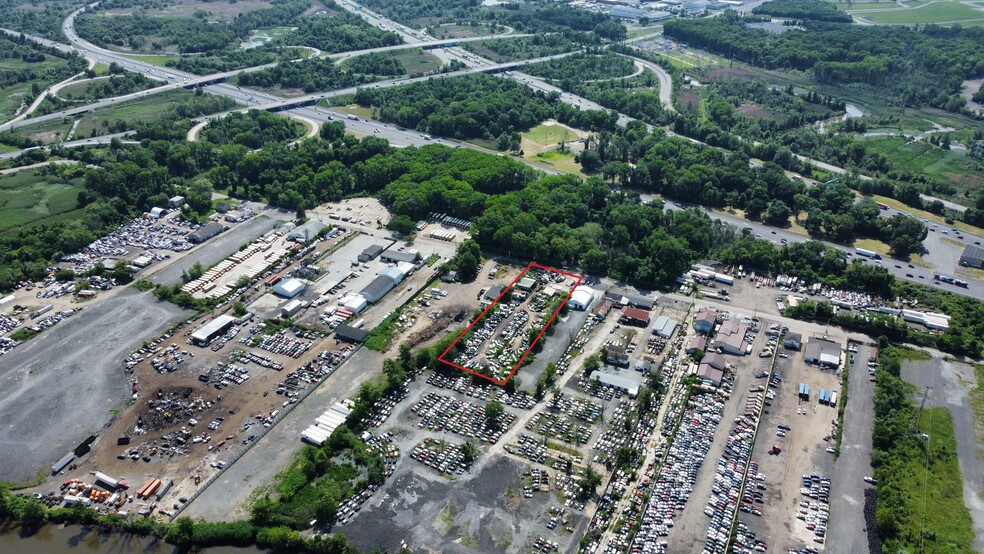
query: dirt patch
705 68 756 82
677 91 700 111
737 103 774 119
406 304 468 348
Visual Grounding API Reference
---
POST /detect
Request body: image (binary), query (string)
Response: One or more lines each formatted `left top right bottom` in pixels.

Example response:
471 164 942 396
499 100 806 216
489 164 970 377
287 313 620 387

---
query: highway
2 3 982 300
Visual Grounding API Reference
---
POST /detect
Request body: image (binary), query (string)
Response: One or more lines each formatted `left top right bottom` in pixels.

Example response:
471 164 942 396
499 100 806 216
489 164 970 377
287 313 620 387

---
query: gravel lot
900 353 984 551
148 215 282 286
0 289 190 483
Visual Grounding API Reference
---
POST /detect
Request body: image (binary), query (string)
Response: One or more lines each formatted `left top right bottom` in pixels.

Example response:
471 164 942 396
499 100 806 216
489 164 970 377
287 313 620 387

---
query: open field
430 23 498 39
102 0 275 21
528 150 587 177
871 194 981 234
853 237 892 256
521 121 581 150
0 171 84 234
118 54 175 68
74 90 198 137
0 56 76 121
860 135 983 190
850 0 984 25
343 48 443 76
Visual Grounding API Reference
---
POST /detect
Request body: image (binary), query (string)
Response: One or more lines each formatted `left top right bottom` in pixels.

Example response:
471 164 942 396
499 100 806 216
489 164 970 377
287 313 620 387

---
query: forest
275 8 402 53
349 74 617 143
462 32 598 62
0 0 76 41
0 34 87 92
751 0 852 23
524 52 635 82
76 0 313 53
663 12 984 112
236 57 383 94
34 64 159 115
164 47 302 75
198 110 302 149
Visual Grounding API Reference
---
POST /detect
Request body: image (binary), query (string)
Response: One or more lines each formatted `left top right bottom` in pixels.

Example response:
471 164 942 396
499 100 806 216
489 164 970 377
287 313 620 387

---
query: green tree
485 401 505 430
233 302 247 317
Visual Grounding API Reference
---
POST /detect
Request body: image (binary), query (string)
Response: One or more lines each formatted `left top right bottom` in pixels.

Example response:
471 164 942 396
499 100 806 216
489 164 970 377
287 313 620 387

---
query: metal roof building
272 278 306 299
191 314 238 346
335 324 370 343
360 274 397 303
591 369 642 397
380 267 405 285
652 315 678 338
380 250 418 264
287 219 328 244
804 337 842 368
960 244 984 268
358 244 384 262
187 222 225 244
567 287 595 311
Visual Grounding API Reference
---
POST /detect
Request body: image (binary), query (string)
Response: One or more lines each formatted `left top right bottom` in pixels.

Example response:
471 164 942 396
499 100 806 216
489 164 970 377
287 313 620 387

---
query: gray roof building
287 219 329 244
360 274 397 303
652 315 678 338
335 324 369 343
959 244 984 268
358 244 384 262
804 337 842 368
187 222 225 244
380 250 418 264
784 332 803 351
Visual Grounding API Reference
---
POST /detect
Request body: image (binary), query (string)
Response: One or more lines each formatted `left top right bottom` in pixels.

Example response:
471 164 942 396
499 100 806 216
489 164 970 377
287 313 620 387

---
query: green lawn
521 123 580 147
860 136 983 190
73 89 198 137
852 0 984 24
0 171 85 234
120 54 174 67
391 49 443 75
430 24 496 38
529 149 587 177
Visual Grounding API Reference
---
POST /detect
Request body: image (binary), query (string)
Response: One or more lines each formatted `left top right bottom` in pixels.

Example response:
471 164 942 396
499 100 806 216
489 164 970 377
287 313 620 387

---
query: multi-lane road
2 2 983 299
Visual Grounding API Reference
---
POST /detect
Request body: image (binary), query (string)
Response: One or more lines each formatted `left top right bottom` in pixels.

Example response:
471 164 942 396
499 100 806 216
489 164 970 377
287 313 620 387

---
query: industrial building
272 278 306 299
281 299 304 318
380 267 405 285
335 324 369 343
694 309 717 335
360 274 398 303
593 298 613 320
358 245 384 262
620 306 651 327
287 220 329 244
191 314 238 346
716 319 750 355
517 277 537 291
149 207 166 219
959 244 984 268
187 222 226 244
697 352 727 386
804 337 842 368
214 201 233 213
484 284 505 303
605 289 655 309
591 368 642 397
567 287 595 311
380 250 418 264
168 195 186 208
651 315 678 338
784 332 803 351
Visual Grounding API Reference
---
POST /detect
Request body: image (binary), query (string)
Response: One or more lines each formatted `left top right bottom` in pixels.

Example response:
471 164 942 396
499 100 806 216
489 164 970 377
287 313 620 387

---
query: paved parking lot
0 289 190 483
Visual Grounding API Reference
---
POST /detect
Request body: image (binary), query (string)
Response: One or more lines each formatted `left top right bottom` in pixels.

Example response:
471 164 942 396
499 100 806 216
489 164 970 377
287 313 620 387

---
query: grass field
8 117 74 144
850 0 984 24
344 48 443 76
521 122 580 147
892 407 975 553
120 54 175 67
430 24 496 39
0 171 85 234
872 194 982 234
971 363 984 445
529 149 587 177
74 89 198 137
853 237 892 256
860 136 983 190
103 0 274 21
0 55 76 121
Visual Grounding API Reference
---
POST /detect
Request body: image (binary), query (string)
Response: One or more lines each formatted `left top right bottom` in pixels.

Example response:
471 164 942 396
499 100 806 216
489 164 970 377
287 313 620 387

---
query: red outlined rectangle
438 263 583 386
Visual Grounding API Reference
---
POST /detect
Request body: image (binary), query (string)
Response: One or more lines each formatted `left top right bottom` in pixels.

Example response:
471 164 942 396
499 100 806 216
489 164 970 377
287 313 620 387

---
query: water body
0 524 264 554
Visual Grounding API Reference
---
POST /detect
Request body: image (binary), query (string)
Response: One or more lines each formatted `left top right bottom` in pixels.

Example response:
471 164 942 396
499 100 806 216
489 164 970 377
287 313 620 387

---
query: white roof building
652 315 678 338
567 287 595 311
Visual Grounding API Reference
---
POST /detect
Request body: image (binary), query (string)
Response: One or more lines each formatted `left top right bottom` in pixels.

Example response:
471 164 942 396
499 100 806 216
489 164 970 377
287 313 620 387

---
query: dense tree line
237 57 381 93
130 93 239 141
165 46 302 75
0 34 87 93
199 110 302 148
277 6 402 53
35 65 158 115
0 0 76 41
525 52 635 82
462 32 597 62
350 74 616 144
664 12 984 112
344 52 406 76
751 0 852 22
77 0 312 53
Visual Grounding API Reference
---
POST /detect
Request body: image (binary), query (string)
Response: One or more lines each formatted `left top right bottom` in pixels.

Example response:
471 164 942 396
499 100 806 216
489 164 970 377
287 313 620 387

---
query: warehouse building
380 267 405 285
191 314 238 346
697 353 728 387
168 195 186 208
187 222 226 244
605 289 656 310
335 324 369 343
652 315 678 338
687 335 707 354
959 244 984 268
591 368 641 397
360 275 398 303
694 309 717 335
287 219 328 244
358 245 384 262
517 277 537 292
716 319 750 355
605 345 630 366
567 287 595 311
804 337 842 368
380 250 419 264
484 284 505 303
272 278 305 299
620 306 651 327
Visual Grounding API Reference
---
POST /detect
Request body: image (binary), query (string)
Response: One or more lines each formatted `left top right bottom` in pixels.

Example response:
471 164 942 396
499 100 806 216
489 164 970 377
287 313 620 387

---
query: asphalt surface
147 214 284 286
826 343 878 554
0 289 190 483
900 353 984 551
